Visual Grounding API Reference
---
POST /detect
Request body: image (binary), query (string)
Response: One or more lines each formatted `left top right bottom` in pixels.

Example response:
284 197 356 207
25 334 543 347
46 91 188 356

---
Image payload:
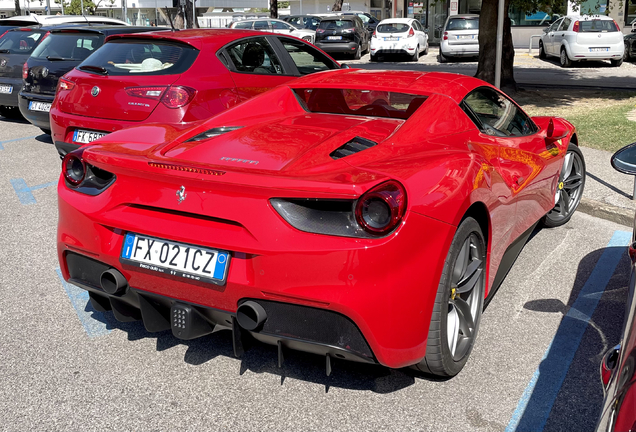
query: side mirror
546 118 568 140
341 63 351 69
611 142 636 174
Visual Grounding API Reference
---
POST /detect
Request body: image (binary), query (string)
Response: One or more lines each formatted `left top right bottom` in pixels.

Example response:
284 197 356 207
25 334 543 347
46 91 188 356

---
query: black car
0 25 51 118
338 11 380 34
624 23 636 62
19 25 163 134
314 16 369 59
283 14 325 31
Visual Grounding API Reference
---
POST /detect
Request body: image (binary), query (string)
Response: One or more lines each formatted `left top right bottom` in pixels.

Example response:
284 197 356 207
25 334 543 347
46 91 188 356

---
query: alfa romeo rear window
31 32 104 61
0 30 44 54
446 18 479 30
377 23 411 33
77 39 199 76
293 88 428 120
580 19 618 32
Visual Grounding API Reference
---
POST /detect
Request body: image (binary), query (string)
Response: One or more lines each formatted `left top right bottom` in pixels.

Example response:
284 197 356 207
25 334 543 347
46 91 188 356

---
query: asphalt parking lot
0 112 633 431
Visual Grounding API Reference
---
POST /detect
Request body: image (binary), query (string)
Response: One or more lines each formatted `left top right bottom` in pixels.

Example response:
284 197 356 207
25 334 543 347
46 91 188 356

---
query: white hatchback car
229 18 316 44
438 14 479 62
369 18 428 61
539 15 624 67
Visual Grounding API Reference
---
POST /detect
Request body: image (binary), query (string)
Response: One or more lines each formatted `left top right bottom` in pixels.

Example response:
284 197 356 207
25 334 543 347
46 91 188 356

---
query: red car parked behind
50 28 341 157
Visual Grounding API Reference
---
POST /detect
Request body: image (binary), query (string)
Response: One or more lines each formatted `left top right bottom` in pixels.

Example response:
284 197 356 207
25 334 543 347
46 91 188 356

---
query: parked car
228 18 315 44
314 15 369 59
624 22 636 62
338 11 380 34
438 14 479 62
0 26 59 118
18 25 164 134
283 14 325 31
539 15 624 67
57 69 585 378
369 18 428 61
50 29 341 158
0 14 127 27
596 143 636 431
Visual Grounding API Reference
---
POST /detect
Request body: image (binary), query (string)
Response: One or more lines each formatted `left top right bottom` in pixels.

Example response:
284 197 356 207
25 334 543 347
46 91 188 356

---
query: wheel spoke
447 306 459 356
457 259 483 294
454 298 475 338
452 239 470 284
561 153 573 181
558 188 569 215
564 174 581 185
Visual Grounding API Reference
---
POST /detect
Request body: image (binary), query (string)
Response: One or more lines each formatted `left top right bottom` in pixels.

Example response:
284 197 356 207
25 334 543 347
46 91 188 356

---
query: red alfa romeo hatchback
50 28 341 157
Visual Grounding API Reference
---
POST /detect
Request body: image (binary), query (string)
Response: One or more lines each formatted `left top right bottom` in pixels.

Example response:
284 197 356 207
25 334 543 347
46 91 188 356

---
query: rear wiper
46 56 74 61
78 65 108 75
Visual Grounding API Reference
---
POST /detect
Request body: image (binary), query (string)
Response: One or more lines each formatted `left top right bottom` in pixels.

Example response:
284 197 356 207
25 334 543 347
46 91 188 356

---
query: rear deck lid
56 38 199 121
445 16 479 45
575 18 623 46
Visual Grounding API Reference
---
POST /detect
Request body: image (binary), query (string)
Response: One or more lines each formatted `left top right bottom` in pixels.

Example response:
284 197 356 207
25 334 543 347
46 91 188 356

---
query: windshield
31 32 104 60
377 23 411 33
294 88 428 120
446 18 479 30
0 30 44 54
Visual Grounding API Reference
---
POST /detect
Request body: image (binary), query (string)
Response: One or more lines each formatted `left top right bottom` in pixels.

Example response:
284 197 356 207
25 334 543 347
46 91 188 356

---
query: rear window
446 18 479 30
0 30 44 54
78 40 199 76
293 88 427 120
579 19 618 32
377 23 411 33
31 32 104 61
318 20 354 30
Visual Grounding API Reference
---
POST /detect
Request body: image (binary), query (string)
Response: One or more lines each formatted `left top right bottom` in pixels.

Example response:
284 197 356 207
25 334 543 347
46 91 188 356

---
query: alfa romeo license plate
73 129 107 144
0 84 12 94
120 233 230 285
28 101 51 112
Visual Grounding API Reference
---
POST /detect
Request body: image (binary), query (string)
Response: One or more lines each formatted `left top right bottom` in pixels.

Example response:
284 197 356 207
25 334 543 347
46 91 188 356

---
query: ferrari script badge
91 86 100 97
176 186 187 204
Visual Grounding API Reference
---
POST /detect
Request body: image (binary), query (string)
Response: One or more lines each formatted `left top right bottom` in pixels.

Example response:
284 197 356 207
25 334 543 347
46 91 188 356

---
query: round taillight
22 62 28 80
443 31 448 40
355 180 407 235
62 151 86 186
160 86 196 109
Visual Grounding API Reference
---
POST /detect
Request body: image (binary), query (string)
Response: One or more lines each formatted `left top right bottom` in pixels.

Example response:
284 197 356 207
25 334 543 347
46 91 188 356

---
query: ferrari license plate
73 129 107 143
28 101 51 112
120 233 231 285
589 47 609 52
327 36 342 40
0 84 12 94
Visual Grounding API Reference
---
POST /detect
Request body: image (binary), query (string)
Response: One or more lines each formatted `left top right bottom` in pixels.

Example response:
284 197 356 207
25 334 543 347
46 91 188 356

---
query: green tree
476 0 574 90
58 0 97 14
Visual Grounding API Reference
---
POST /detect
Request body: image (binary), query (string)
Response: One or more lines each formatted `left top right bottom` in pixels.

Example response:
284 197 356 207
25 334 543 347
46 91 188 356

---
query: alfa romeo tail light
355 181 407 235
161 86 196 109
58 77 75 91
408 27 415 38
572 21 580 32
125 86 167 100
22 62 28 80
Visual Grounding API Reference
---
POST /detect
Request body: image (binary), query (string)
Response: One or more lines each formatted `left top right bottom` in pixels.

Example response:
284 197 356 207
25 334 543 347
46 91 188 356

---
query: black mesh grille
330 137 377 160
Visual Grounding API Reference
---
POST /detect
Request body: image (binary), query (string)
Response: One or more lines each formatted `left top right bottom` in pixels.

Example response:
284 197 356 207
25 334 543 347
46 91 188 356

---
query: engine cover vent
329 136 378 160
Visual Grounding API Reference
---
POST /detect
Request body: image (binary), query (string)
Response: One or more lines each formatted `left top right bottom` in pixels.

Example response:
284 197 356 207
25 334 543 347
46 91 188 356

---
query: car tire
353 44 361 60
624 42 631 62
0 106 22 119
438 51 448 63
411 45 419 61
611 57 623 67
542 143 586 228
413 216 486 377
423 44 429 56
559 47 571 67
539 41 546 59
370 53 378 62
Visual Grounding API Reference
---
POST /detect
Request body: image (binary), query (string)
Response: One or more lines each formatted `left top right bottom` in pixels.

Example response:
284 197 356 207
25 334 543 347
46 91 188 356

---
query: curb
578 197 634 227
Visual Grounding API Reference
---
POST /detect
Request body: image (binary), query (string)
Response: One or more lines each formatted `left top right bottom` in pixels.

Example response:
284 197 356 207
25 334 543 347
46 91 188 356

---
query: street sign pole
494 0 504 88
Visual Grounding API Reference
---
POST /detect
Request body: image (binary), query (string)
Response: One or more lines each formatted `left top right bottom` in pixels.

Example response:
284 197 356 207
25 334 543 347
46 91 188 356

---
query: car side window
271 20 289 30
224 37 283 75
549 18 562 32
254 20 270 30
233 21 252 29
558 18 571 31
462 88 537 137
278 37 338 75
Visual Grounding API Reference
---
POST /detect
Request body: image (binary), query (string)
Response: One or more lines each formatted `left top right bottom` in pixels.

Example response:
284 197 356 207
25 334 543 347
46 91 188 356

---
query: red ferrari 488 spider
57 69 586 377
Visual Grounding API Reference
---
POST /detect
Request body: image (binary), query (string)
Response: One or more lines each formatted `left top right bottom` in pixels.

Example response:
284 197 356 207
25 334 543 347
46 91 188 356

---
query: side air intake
329 137 378 160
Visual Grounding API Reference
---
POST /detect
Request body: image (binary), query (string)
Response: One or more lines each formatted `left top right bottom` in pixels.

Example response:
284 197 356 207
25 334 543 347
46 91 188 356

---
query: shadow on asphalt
518 244 631 431
35 133 53 144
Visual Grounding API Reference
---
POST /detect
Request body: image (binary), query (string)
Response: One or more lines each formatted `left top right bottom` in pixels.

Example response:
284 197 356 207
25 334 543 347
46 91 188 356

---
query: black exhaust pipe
236 301 267 331
100 268 128 295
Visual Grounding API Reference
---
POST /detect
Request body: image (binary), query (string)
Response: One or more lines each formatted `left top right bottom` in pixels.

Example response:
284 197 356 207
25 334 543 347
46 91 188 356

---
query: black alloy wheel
543 143 586 228
414 217 486 377
353 43 361 60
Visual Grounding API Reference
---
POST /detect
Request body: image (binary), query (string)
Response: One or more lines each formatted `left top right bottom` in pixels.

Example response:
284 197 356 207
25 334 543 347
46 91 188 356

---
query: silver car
229 18 316 45
438 14 479 62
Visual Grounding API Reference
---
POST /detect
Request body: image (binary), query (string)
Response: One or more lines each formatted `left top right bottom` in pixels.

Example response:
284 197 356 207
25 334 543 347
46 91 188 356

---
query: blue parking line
10 178 57 204
55 268 111 338
0 135 38 150
505 230 631 432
